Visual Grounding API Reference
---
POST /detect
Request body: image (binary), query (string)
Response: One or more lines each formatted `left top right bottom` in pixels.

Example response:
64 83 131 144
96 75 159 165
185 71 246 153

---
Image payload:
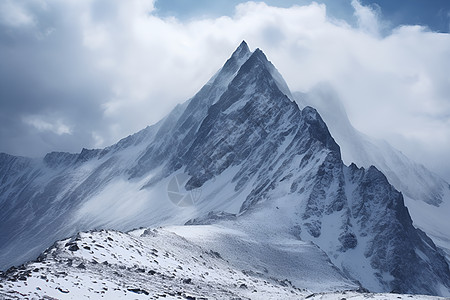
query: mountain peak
252 47 263 55
248 48 268 64
237 46 293 100
229 40 251 63
236 40 250 53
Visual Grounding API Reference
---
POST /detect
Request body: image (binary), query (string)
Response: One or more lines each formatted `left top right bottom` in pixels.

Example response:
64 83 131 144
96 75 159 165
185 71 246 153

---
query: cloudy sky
0 0 449 181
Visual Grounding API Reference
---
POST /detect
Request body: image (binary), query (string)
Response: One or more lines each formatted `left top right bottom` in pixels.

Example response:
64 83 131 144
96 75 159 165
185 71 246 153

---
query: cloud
351 0 380 35
22 115 72 135
0 0 449 181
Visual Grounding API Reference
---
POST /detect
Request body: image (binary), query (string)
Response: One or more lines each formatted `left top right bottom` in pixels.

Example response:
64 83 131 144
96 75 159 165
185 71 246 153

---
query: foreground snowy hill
1 228 312 299
0 227 446 300
1 41 449 296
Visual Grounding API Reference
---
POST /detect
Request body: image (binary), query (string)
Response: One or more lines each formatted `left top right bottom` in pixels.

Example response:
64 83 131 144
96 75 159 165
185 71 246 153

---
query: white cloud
351 0 380 36
22 115 72 135
1 0 450 181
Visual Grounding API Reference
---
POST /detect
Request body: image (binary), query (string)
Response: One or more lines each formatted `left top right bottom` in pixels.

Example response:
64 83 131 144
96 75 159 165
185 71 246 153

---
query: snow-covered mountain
1 41 449 297
293 85 450 261
293 85 450 207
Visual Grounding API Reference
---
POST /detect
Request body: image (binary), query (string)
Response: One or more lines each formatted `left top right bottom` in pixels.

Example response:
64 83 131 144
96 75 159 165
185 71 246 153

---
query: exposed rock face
0 41 449 296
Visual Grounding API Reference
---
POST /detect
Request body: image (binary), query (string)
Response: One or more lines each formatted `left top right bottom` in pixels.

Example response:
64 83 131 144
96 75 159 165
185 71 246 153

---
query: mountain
293 85 450 261
293 85 450 207
1 41 449 296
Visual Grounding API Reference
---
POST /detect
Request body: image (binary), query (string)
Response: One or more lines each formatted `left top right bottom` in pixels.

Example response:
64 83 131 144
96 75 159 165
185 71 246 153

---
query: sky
0 0 449 181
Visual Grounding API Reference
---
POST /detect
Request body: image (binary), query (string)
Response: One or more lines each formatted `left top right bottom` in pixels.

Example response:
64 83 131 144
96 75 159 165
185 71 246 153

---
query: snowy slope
0 228 306 299
0 228 317 299
1 41 449 296
0 227 447 300
405 191 450 263
293 85 450 262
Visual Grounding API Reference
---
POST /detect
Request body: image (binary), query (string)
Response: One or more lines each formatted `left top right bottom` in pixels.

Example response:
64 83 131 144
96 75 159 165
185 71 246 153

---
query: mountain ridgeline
0 41 449 296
